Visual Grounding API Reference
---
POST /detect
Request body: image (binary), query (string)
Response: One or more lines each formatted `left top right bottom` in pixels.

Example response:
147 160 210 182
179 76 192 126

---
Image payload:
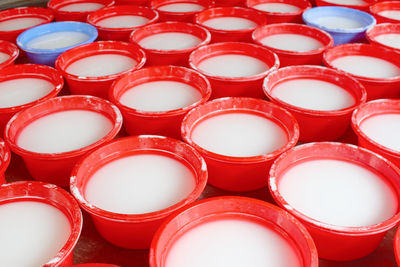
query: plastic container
0 40 19 70
0 181 83 267
252 23 333 67
370 1 400 24
149 196 319 267
55 41 146 99
303 6 376 45
269 142 400 261
323 43 400 100
0 138 10 185
215 0 244 6
189 42 279 99
16 21 98 67
73 265 120 267
150 0 214 22
395 226 400 266
246 0 312 24
263 65 367 142
47 0 115 22
87 5 159 42
114 0 147 5
181 97 299 191
4 95 122 188
130 22 210 66
194 7 267 43
70 135 208 249
366 23 400 53
315 0 376 12
110 65 211 139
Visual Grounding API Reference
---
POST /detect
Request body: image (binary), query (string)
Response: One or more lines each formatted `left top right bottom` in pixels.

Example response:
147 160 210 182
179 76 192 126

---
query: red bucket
0 138 10 185
370 1 400 24
55 41 146 99
0 40 19 70
366 23 400 53
110 65 211 139
150 0 214 22
4 95 122 187
48 0 115 22
263 65 367 142
70 135 207 249
316 0 376 12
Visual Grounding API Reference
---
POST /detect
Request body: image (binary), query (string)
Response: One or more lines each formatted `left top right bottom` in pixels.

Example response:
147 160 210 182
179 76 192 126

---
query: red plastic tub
263 65 367 142
73 265 120 267
181 97 299 191
366 23 400 53
253 23 333 67
114 0 148 4
395 226 400 266
56 41 146 99
48 0 115 22
4 95 122 187
215 0 245 6
130 22 210 66
189 42 279 99
70 135 208 249
323 43 400 100
0 40 19 70
149 196 318 267
194 7 266 43
370 1 400 24
269 142 400 261
0 64 64 137
316 0 376 12
150 0 214 22
87 5 159 42
110 65 211 139
0 181 82 267
0 138 10 185
246 0 312 24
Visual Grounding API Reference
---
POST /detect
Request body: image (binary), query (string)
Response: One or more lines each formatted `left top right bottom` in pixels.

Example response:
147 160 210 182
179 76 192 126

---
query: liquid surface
379 10 400 20
253 3 300 13
0 52 9 64
27 31 90 50
375 33 400 49
157 3 204 12
314 16 364 29
58 2 105 12
96 15 149 28
139 32 202 51
203 17 257 30
260 33 324 52
0 17 45 31
324 0 366 5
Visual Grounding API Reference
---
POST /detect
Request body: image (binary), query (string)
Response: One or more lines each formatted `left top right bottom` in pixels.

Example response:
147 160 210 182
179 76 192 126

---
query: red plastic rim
150 0 214 15
366 23 400 53
0 40 19 69
48 0 115 15
0 7 54 34
0 138 11 177
317 0 375 10
246 0 312 15
370 1 400 23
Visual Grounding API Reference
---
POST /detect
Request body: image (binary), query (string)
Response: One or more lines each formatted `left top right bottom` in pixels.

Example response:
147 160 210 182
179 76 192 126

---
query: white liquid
375 34 400 49
66 54 137 77
272 78 355 111
191 112 288 157
0 78 54 108
203 17 257 30
0 52 9 64
96 15 149 28
157 3 204 12
253 3 300 13
278 159 398 227
85 153 196 214
379 10 400 21
360 113 400 152
314 16 364 29
324 0 366 5
17 110 113 154
0 201 71 267
27 31 90 50
0 17 45 31
197 54 269 78
165 218 302 267
260 33 324 52
58 3 105 12
139 32 202 51
119 80 202 112
331 55 400 79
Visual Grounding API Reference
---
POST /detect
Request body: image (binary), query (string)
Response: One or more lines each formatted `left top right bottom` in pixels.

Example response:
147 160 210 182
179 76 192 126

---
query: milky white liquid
203 17 257 30
314 16 364 29
96 15 149 28
253 3 300 13
191 112 288 157
0 17 45 31
379 10 400 21
85 153 196 214
0 78 54 108
119 80 202 112
324 0 366 5
158 3 204 12
197 54 269 78
278 159 398 227
260 33 324 52
0 201 71 267
66 54 137 77
27 31 90 50
0 52 9 64
139 32 202 51
165 217 302 267
375 34 400 49
17 110 113 153
331 55 400 78
58 2 105 12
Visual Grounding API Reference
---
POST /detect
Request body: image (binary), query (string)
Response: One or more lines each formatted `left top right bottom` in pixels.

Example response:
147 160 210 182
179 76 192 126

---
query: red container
263 65 367 142
87 5 159 42
110 65 211 139
114 0 148 4
246 0 312 24
150 196 319 267
56 41 146 99
215 0 245 6
0 40 19 70
366 23 400 53
0 138 10 185
70 135 208 249
48 0 115 22
370 1 400 24
395 226 400 266
0 7 54 44
194 7 267 43
253 23 333 67
269 142 400 261
181 97 299 191
0 64 64 137
130 22 210 66
316 0 376 12
150 0 214 22
189 42 279 99
4 95 122 187
323 43 400 100
0 181 82 267
74 264 120 267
